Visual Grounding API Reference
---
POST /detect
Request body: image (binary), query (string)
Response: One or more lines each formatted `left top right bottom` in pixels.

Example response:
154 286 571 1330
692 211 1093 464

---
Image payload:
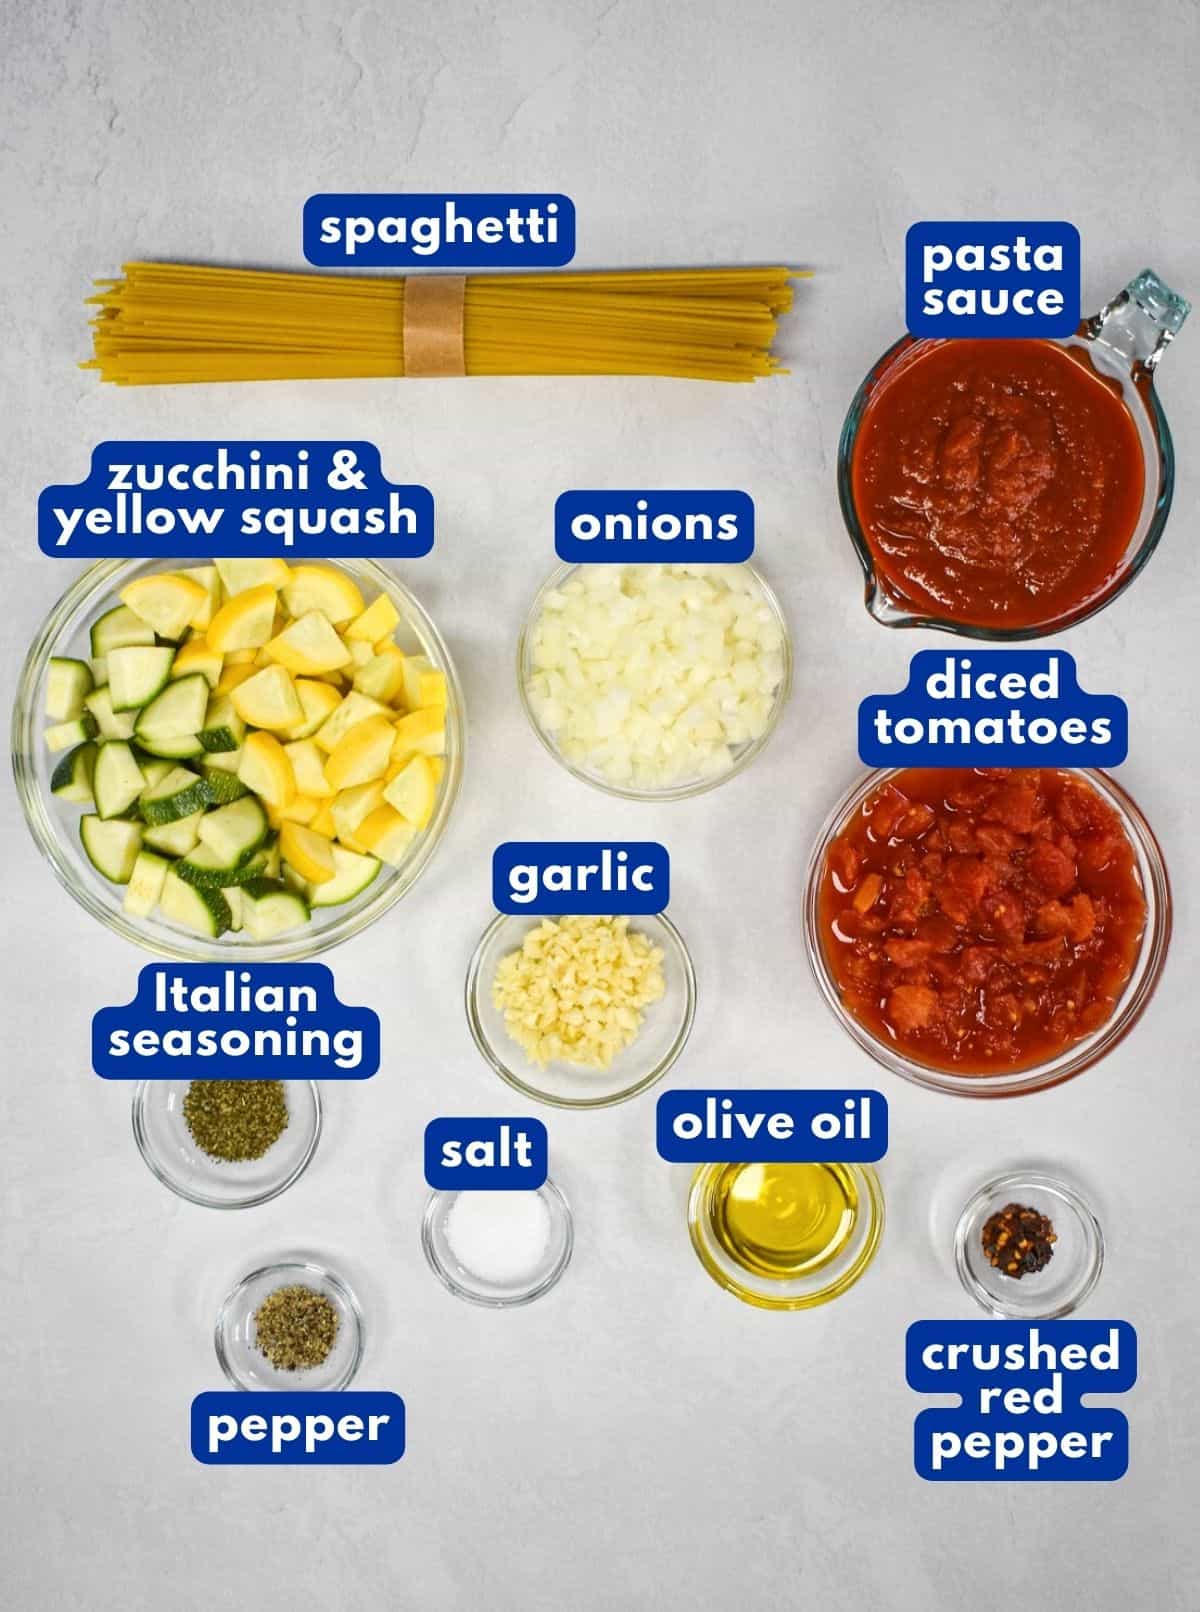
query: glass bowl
133 1079 321 1207
804 767 1171 1098
517 560 792 801
465 910 696 1108
837 270 1190 639
688 1162 884 1311
955 1170 1103 1318
12 556 464 961
421 1179 574 1308
215 1258 364 1390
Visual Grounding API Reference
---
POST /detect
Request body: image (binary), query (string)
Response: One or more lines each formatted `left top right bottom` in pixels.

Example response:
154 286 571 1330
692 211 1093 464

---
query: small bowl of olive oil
687 1161 884 1310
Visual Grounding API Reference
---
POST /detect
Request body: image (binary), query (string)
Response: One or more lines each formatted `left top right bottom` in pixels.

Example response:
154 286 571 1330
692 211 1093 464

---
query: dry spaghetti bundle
83 262 797 385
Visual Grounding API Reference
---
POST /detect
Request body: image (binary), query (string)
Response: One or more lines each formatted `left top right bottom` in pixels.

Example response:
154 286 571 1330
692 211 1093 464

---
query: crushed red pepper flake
982 1202 1057 1279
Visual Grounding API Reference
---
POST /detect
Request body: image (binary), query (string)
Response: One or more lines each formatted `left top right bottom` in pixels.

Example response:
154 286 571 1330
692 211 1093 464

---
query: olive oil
709 1162 859 1279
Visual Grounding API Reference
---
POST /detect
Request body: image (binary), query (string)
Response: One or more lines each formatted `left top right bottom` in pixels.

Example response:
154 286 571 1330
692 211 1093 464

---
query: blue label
905 222 1080 337
555 491 753 563
38 442 433 558
859 650 1127 767
424 1117 548 1189
656 1090 886 1163
907 1321 1135 1481
492 842 669 915
93 964 379 1079
192 1391 405 1465
303 193 574 267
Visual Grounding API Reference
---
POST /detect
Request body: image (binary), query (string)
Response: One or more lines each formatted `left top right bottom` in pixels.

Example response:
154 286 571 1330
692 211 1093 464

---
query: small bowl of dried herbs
132 1079 321 1208
215 1258 364 1391
954 1169 1104 1319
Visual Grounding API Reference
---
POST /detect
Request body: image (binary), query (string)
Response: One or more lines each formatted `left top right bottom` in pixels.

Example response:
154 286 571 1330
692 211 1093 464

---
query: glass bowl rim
214 1256 365 1390
516 558 794 801
686 1160 885 1311
464 908 698 1108
420 1177 575 1308
953 1168 1104 1318
803 764 1172 1098
12 555 465 961
836 331 1176 641
131 1078 322 1208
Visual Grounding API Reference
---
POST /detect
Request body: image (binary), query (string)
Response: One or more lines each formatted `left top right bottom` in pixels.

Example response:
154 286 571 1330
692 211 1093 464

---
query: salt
444 1190 552 1285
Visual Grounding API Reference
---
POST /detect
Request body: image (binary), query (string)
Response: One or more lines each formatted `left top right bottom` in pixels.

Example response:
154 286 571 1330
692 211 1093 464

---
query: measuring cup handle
1087 268 1191 376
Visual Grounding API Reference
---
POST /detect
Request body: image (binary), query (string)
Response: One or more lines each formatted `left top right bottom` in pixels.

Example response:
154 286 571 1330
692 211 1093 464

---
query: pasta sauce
819 768 1146 1076
851 340 1144 632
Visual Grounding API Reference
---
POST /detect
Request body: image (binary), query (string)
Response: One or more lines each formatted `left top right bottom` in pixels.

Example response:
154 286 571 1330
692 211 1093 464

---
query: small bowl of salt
421 1180 574 1307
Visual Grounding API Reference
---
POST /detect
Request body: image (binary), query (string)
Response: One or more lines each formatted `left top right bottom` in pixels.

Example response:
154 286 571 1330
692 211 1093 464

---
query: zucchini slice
45 714 99 753
133 731 206 760
93 741 146 820
308 845 381 908
240 877 310 940
143 809 205 857
80 815 143 883
201 764 249 804
138 765 213 826
122 849 171 917
108 645 176 711
50 741 98 804
134 673 209 740
159 868 231 937
175 844 271 890
196 796 268 865
90 603 154 659
84 686 137 742
46 657 94 721
198 693 247 754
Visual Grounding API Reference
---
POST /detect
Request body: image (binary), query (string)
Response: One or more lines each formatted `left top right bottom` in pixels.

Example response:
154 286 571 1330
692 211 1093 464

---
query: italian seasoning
981 1201 1057 1278
253 1286 339 1371
182 1079 289 1162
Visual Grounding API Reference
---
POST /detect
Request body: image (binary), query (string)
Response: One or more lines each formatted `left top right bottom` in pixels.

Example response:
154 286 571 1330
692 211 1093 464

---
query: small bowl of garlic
518 562 792 800
465 911 697 1108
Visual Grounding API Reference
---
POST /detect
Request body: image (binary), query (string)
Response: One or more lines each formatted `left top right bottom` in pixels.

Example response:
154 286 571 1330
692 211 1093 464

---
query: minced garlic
492 915 666 1070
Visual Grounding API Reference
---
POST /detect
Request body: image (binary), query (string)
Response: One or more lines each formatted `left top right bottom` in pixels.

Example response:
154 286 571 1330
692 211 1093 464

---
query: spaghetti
83 262 797 384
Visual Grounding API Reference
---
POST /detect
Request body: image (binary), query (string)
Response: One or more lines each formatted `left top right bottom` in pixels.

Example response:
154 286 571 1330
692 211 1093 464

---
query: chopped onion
526 564 785 790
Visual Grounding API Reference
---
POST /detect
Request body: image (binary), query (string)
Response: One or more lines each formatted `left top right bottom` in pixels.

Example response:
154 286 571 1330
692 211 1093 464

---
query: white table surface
2 1 1198 1606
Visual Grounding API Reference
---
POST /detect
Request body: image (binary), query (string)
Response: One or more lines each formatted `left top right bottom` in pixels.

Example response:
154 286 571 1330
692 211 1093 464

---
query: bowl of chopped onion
518 561 792 800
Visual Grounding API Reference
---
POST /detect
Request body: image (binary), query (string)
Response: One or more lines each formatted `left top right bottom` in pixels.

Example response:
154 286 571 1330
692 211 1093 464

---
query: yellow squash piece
271 793 320 826
226 648 258 665
283 738 334 797
383 754 437 829
345 593 401 642
417 668 448 709
330 780 387 841
357 804 417 866
392 706 446 760
215 661 257 697
283 679 343 741
120 572 208 641
314 690 389 753
170 638 223 689
279 822 337 883
230 664 304 730
237 730 295 809
324 714 395 791
310 800 337 838
266 610 353 676
352 645 407 704
214 558 290 595
345 638 374 668
282 564 365 625
179 565 222 629
399 654 434 709
207 584 278 653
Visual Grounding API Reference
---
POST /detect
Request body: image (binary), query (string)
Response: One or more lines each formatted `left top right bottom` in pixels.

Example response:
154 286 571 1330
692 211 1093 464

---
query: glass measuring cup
837 269 1190 639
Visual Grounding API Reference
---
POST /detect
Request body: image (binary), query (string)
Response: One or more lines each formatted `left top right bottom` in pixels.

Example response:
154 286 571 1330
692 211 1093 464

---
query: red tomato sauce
818 768 1146 1075
851 340 1144 632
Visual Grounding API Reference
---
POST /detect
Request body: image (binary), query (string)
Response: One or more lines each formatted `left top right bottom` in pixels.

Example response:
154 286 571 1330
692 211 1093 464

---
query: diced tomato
885 937 934 967
828 840 861 890
886 984 938 1033
893 802 936 840
1028 840 1077 897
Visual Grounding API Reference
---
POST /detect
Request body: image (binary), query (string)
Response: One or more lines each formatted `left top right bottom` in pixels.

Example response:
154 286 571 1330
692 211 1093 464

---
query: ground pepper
982 1202 1057 1278
253 1286 339 1371
182 1080 289 1161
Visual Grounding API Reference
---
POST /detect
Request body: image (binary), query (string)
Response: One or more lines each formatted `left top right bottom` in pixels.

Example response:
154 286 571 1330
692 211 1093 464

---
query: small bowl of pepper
132 1078 321 1208
215 1258 364 1390
954 1170 1103 1318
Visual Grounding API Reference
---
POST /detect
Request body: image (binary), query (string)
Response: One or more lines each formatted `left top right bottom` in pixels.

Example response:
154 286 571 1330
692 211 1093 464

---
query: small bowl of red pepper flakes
804 767 1170 1097
954 1170 1103 1318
